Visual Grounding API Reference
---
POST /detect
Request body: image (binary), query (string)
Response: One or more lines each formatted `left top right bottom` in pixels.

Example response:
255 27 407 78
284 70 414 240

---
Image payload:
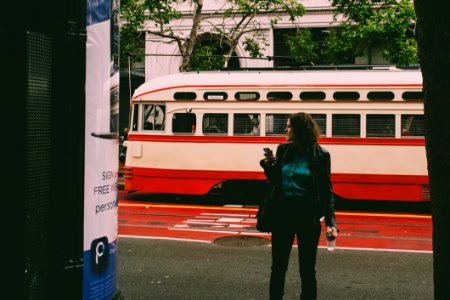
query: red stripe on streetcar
127 134 425 146
123 166 428 201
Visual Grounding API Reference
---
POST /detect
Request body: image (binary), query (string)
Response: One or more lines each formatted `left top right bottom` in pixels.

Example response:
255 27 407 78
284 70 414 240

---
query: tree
286 28 320 66
120 0 305 71
326 0 418 65
414 1 450 299
120 0 146 67
210 0 305 68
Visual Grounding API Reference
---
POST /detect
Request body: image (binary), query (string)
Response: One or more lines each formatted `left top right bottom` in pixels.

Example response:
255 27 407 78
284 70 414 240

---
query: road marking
336 211 431 219
320 246 432 254
119 235 432 253
119 234 212 244
216 217 244 222
119 202 257 211
120 202 431 219
201 213 253 217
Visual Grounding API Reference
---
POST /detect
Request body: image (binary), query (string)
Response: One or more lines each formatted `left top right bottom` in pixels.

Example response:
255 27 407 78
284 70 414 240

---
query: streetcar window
267 91 293 100
142 104 165 131
174 92 196 100
333 91 360 101
367 91 395 101
332 114 360 137
311 114 326 136
401 115 425 137
131 103 138 131
235 92 260 100
204 92 228 100
266 114 289 136
172 113 196 134
203 114 228 135
234 114 260 136
402 91 423 101
366 114 395 137
300 91 326 101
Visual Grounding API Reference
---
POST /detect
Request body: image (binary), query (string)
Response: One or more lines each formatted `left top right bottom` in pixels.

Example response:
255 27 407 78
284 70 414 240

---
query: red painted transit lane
118 199 432 252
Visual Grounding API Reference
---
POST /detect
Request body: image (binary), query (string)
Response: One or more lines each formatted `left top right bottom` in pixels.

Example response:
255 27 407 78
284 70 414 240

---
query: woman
260 112 338 300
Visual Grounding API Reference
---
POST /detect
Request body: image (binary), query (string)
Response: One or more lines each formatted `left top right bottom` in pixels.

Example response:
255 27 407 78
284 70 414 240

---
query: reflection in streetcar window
143 104 166 131
332 114 360 137
310 114 326 136
402 91 423 101
300 91 326 101
267 91 293 100
367 114 395 137
131 103 139 131
235 92 260 100
203 113 228 135
333 91 360 101
234 114 260 136
367 91 395 101
172 113 196 134
401 115 425 137
174 92 196 100
266 114 289 136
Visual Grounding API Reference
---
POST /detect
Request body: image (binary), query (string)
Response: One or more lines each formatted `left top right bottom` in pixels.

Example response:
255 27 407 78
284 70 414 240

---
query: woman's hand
326 226 338 238
263 150 276 166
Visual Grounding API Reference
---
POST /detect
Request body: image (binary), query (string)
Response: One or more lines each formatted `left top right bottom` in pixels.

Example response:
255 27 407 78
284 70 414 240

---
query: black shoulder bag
256 185 276 232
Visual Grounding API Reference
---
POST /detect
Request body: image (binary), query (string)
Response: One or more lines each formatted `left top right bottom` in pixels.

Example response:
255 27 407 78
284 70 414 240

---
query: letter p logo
90 236 109 274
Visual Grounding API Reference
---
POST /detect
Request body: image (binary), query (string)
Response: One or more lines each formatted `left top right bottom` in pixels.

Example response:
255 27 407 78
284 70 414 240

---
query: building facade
142 0 389 81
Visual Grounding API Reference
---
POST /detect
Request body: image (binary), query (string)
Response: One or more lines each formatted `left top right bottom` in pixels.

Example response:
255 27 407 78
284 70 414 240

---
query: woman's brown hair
289 112 320 147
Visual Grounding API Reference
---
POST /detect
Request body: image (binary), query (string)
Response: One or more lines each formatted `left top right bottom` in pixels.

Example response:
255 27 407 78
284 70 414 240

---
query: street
116 238 432 300
116 196 432 299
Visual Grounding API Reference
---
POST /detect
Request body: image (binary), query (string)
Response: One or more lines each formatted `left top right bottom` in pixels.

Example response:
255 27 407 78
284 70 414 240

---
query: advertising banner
83 0 119 299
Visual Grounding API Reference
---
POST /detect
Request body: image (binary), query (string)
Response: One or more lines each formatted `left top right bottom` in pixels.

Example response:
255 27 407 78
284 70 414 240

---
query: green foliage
143 0 181 26
120 0 146 65
286 29 319 65
120 0 182 66
222 0 304 65
327 0 419 65
242 38 263 58
189 43 225 71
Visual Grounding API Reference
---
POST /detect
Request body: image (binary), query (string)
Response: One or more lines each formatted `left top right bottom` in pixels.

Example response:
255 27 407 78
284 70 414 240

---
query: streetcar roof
133 69 422 100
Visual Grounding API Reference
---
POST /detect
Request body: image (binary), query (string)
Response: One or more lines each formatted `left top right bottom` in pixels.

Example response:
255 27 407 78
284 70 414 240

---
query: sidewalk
116 237 433 300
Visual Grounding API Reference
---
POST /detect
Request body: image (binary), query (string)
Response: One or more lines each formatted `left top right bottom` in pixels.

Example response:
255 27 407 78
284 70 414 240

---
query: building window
273 28 354 67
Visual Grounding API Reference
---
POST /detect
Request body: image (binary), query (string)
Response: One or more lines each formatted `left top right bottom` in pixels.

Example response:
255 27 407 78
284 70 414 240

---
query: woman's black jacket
260 142 337 229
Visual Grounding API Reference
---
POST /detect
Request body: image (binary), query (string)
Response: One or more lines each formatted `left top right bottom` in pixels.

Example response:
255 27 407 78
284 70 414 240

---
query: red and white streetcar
123 67 427 202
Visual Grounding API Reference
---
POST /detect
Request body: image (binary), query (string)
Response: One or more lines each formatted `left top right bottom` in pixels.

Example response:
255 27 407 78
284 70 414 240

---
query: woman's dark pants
269 206 321 300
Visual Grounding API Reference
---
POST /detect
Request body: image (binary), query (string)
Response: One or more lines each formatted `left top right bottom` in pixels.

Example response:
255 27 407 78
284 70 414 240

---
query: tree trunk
414 1 450 299
179 0 203 72
223 40 239 69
